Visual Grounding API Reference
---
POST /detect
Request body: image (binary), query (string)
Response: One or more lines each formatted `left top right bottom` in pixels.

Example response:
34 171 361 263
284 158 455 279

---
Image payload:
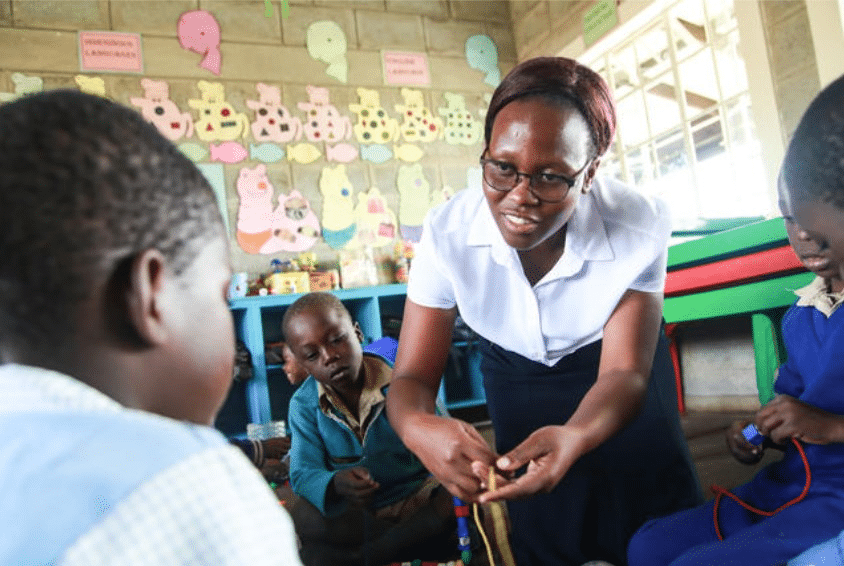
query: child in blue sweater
628 74 844 566
283 292 456 566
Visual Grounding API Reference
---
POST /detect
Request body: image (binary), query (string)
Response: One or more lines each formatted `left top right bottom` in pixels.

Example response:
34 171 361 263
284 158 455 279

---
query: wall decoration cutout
360 144 392 164
246 82 302 143
394 143 423 162
250 143 285 163
263 190 321 253
178 10 222 75
397 163 431 242
130 78 194 141
465 35 500 87
287 142 322 164
74 75 106 97
349 87 399 144
210 141 248 163
235 164 275 254
298 85 352 143
430 185 454 209
326 142 358 163
319 164 357 250
178 142 208 162
189 80 250 142
352 187 397 248
382 50 430 86
439 92 483 146
306 20 348 83
78 31 143 74
395 87 443 143
0 72 43 102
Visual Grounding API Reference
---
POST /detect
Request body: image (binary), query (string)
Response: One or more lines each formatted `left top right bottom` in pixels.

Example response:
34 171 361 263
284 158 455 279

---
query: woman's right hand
402 412 497 502
726 419 764 465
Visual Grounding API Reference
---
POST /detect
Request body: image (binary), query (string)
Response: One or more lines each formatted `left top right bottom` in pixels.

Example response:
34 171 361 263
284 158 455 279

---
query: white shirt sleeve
406 210 457 310
60 445 302 566
629 196 672 293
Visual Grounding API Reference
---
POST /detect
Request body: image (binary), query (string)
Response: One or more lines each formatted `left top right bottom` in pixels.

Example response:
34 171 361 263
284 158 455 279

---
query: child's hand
756 394 844 445
333 467 380 507
726 420 764 464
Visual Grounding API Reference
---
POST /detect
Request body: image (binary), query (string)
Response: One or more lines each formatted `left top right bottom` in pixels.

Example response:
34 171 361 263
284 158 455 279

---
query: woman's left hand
472 424 587 503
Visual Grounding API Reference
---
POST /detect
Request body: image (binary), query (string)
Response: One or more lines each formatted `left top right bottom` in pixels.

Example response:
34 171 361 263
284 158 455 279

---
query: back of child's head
282 292 351 343
0 90 224 352
782 74 844 209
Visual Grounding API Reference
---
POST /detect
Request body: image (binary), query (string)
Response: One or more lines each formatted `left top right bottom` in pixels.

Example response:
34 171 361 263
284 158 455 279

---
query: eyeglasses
479 157 590 203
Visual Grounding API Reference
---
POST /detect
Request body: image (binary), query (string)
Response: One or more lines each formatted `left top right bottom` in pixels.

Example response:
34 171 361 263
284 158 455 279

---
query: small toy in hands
742 423 765 446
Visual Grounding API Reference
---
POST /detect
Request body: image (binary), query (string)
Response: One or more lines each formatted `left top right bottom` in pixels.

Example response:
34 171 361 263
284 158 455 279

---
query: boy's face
285 306 364 393
155 236 235 424
779 179 844 287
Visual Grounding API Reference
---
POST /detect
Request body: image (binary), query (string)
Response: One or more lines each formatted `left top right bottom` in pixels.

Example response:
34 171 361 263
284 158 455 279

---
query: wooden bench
664 218 813 413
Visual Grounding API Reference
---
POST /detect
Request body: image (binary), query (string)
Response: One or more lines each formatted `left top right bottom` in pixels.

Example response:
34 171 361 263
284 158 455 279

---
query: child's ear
353 321 364 344
125 248 170 346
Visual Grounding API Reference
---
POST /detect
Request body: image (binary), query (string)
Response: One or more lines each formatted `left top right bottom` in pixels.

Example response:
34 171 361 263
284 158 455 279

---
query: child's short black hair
782 74 844 209
282 292 351 342
0 90 224 348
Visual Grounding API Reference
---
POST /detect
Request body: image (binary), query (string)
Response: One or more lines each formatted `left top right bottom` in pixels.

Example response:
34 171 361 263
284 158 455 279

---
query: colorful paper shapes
210 141 248 163
263 190 321 253
306 20 348 83
395 87 443 143
0 72 43 102
319 164 357 250
177 142 209 162
250 143 286 163
286 142 322 164
235 164 275 254
188 80 250 142
246 82 302 143
74 75 106 97
352 187 397 248
298 85 352 143
130 78 194 141
360 144 392 164
178 10 222 75
465 35 501 87
326 142 358 163
397 163 431 242
349 87 400 144
394 143 423 162
439 92 483 146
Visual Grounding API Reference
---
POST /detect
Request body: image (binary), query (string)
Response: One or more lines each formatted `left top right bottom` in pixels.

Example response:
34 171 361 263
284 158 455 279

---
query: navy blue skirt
481 329 702 566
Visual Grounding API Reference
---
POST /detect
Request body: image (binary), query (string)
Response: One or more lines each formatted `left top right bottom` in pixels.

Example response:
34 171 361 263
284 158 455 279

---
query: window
587 0 770 231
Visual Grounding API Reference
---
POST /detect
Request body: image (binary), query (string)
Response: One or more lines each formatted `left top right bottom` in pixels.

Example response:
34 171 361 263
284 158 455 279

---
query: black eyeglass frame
479 156 591 203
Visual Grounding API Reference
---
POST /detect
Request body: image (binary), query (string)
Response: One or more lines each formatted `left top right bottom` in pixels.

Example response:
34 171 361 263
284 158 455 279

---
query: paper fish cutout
439 92 483 146
130 78 194 141
326 142 358 163
246 82 302 143
188 80 250 142
306 20 348 83
262 190 321 253
349 87 400 144
394 143 423 162
235 164 275 254
351 187 397 249
210 141 248 163
319 164 357 249
397 163 431 243
250 143 286 163
177 142 209 162
75 75 106 97
465 35 501 87
394 88 443 143
360 144 392 164
287 142 322 164
0 72 43 102
178 10 222 75
298 85 353 143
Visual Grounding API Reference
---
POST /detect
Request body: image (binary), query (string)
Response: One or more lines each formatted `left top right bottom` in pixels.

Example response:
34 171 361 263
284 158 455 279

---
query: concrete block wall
0 0 515 277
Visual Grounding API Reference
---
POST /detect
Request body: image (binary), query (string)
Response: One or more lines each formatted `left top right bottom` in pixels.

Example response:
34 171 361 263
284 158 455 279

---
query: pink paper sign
79 31 143 73
382 51 430 86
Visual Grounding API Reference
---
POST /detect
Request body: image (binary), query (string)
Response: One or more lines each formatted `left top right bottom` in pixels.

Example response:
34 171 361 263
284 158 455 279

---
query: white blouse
407 177 671 366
